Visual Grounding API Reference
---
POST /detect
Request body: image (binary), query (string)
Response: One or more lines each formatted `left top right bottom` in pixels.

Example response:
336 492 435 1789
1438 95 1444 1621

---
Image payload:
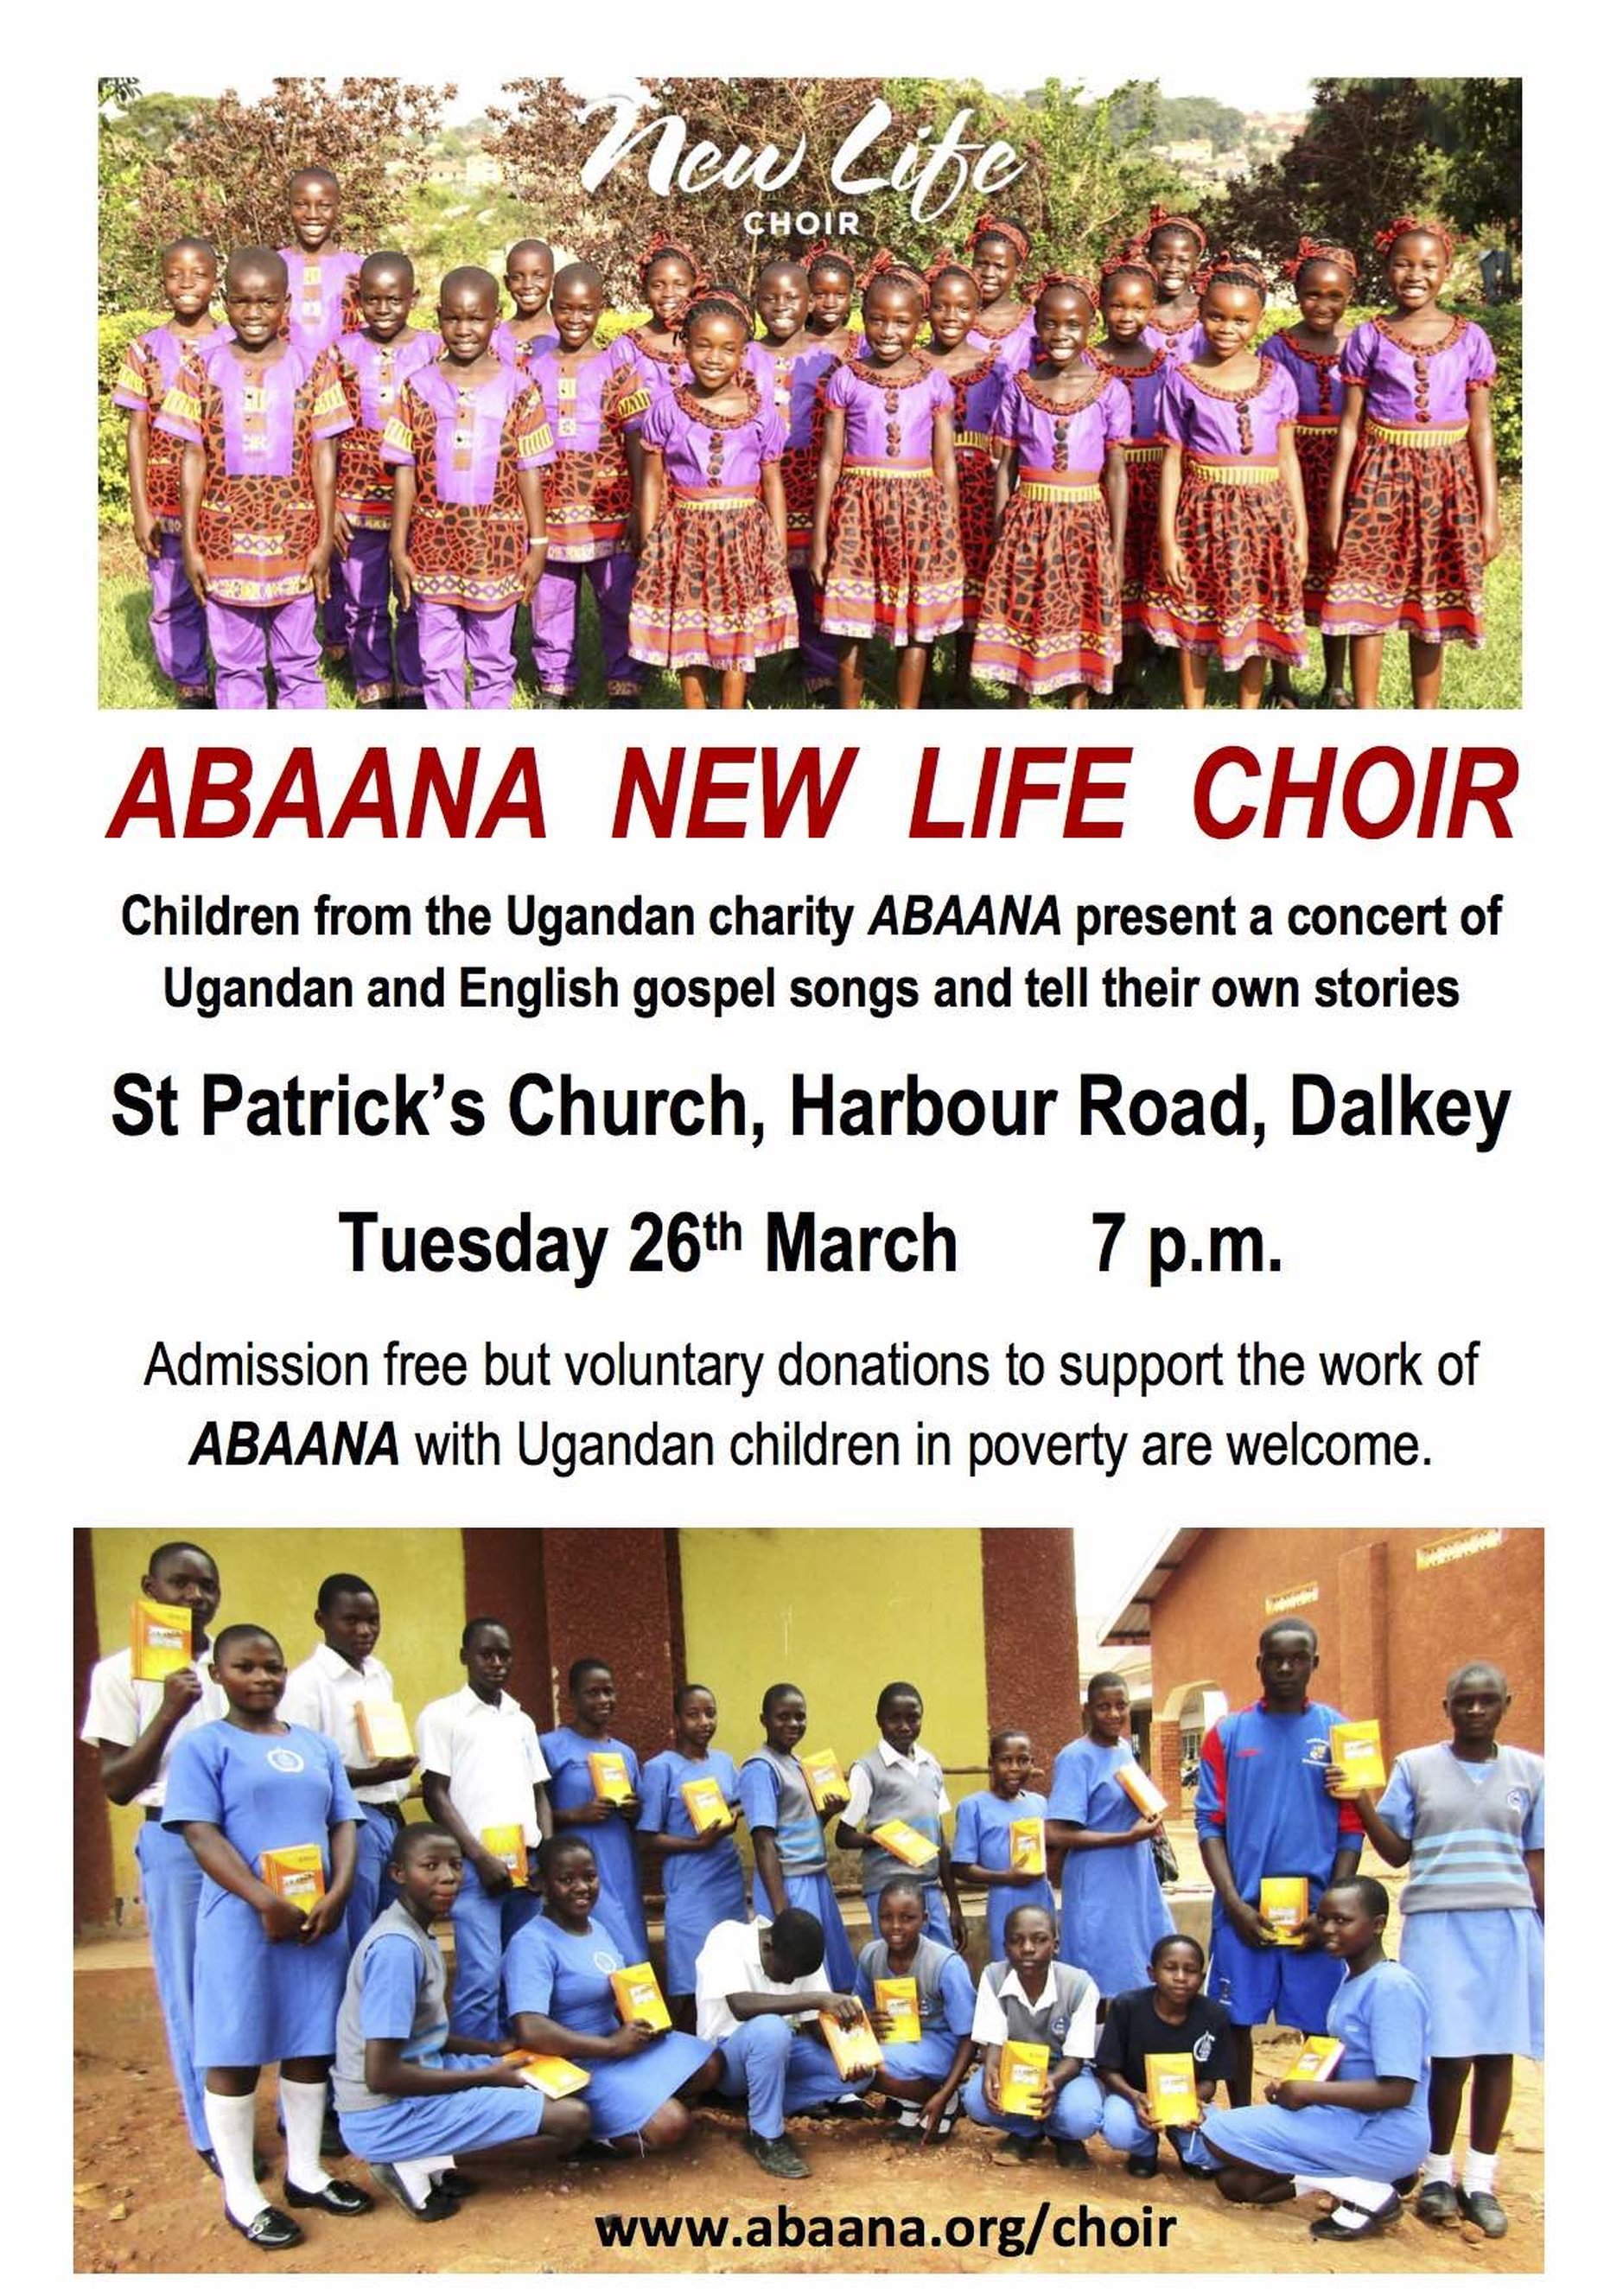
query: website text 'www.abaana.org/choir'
593 2194 1180 2257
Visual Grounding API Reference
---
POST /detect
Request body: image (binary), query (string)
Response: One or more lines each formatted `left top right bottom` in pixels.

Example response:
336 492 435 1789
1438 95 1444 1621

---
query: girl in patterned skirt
1321 220 1499 707
920 252 1002 697
971 277 1130 705
812 254 962 708
964 214 1036 371
1089 249 1168 703
803 241 857 359
630 286 797 705
1263 239 1359 706
1138 204 1208 368
1145 256 1308 707
754 260 843 701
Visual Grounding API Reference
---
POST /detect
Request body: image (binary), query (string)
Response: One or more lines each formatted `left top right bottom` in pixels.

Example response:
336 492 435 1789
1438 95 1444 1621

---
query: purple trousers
417 599 518 710
204 592 326 709
147 530 211 697
792 565 839 689
531 554 640 697
335 529 423 703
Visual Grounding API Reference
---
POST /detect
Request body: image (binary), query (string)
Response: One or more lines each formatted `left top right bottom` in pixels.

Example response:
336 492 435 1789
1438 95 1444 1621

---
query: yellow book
1259 1874 1310 1946
1144 2052 1201 2127
874 1976 921 2044
503 2050 591 2099
1285 2035 1346 2082
818 2008 885 2078
680 1776 735 1832
871 1818 938 1869
1116 1758 1169 1820
588 1750 634 1804
1330 1722 1386 1795
480 1823 527 1883
260 1842 325 1909
798 1748 848 1813
130 1598 193 1683
355 1700 413 1762
1009 1816 1046 1876
611 1962 672 2033
999 2039 1050 2118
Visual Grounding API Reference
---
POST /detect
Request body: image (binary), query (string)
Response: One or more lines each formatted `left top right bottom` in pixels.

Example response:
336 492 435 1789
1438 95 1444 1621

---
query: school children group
81 1548 1543 2254
115 169 1502 715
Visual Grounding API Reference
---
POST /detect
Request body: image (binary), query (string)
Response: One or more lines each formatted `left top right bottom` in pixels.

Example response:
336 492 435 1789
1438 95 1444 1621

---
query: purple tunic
1263 333 1346 427
1087 352 1168 443
969 306 1037 371
825 360 953 462
990 368 1132 476
382 362 555 507
752 341 841 448
1143 312 1206 367
493 319 561 371
1339 317 1495 428
278 246 363 358
1160 360 1300 460
640 384 787 489
608 328 689 419
531 346 637 456
950 354 1006 444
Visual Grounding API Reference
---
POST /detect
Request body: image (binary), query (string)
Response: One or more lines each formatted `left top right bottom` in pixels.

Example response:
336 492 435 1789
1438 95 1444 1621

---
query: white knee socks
279 2077 334 2196
204 2089 268 2227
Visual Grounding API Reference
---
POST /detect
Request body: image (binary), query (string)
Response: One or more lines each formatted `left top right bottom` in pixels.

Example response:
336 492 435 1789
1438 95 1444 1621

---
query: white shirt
282 1642 409 1807
79 1642 226 1809
843 1738 954 1829
971 1962 1100 2057
695 1917 831 2042
415 1685 550 1846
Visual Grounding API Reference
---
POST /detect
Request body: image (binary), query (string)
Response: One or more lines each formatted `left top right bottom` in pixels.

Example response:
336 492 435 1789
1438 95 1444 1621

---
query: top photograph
97 74 1522 713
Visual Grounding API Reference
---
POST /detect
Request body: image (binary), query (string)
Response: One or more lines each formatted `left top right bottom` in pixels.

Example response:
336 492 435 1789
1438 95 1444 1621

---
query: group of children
114 172 1501 713
81 1550 1542 2254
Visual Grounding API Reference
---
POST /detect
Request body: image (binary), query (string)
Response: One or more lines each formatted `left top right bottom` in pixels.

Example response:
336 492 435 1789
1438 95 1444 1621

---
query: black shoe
176 693 213 709
745 2132 810 2179
606 695 642 710
366 2162 461 2220
395 694 428 709
226 2205 303 2249
433 2170 478 2200
1308 2193 1403 2242
1051 2139 1091 2170
1455 2185 1508 2238
1127 2152 1162 2178
284 2178 374 2215
1416 2178 1461 2225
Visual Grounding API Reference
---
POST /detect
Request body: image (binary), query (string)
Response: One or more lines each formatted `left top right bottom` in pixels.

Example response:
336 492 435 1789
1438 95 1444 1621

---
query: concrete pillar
1336 1540 1389 1729
981 1529 1081 1777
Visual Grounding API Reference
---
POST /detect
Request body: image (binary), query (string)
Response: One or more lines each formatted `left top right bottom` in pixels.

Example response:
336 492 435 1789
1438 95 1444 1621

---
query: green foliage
1092 87 1247 152
98 309 166 526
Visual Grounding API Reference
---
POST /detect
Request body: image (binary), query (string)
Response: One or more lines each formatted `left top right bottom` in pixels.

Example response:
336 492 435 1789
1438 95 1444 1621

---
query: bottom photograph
73 1523 1543 2274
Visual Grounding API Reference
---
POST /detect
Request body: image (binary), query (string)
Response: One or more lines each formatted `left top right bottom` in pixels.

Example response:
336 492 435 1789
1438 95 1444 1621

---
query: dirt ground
74 1960 1543 2276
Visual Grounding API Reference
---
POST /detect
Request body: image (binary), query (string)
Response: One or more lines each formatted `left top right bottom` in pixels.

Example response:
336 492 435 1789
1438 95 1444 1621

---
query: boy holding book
963 1904 1104 2166
1097 1933 1231 2177
80 1542 226 2171
416 1620 551 2040
854 1879 977 2144
335 1822 590 2220
539 1658 648 1961
283 1573 417 1946
837 1681 966 1948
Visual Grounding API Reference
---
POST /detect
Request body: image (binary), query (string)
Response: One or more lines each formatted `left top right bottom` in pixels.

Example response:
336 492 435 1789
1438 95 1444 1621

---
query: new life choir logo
579 93 1031 240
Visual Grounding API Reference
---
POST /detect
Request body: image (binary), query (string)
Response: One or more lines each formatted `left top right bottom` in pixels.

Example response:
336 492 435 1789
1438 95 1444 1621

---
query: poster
41 19 1598 2283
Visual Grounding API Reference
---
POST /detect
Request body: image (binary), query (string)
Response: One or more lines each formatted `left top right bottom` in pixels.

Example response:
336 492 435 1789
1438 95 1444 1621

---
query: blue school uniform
738 1744 857 1988
1192 1958 1430 2181
334 1901 548 2159
163 1720 362 2066
950 1789 1054 1959
636 1750 748 1994
854 1933 976 2086
539 1726 649 1961
1378 1744 1544 2060
501 1913 712 2140
1047 1738 1172 1995
1196 1700 1363 2029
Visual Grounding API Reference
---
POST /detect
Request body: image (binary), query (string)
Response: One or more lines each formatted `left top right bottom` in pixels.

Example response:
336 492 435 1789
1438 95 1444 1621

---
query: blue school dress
500 1914 712 2140
1048 1738 1171 1995
854 1933 976 2086
636 1750 748 1994
737 1744 857 1989
1192 1959 1431 2180
539 1726 650 1960
163 1720 362 2066
950 1789 1054 1957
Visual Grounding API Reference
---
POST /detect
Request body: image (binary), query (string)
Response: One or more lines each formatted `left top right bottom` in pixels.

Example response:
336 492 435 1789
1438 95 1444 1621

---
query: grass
98 485 1521 711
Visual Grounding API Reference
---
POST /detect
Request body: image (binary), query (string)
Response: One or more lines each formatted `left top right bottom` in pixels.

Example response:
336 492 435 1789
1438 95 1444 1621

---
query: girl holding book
1096 1933 1232 2178
636 1683 748 2023
951 1728 1055 1957
854 1879 977 2145
540 1659 649 1961
502 1835 717 2152
962 1904 1104 2167
1191 1876 1432 2242
837 1681 966 1947
1046 1672 1172 1999
1333 1661 1543 2239
739 1682 858 1988
163 1624 371 2249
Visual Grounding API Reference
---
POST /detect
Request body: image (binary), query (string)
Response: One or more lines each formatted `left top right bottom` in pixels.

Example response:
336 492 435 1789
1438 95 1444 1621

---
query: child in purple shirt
1263 239 1359 705
1137 205 1208 367
493 239 559 373
1088 248 1168 698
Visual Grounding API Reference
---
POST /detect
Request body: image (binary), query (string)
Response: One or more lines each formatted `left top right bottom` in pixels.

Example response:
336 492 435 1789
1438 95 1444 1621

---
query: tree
1426 79 1520 244
122 77 455 267
1220 80 1445 268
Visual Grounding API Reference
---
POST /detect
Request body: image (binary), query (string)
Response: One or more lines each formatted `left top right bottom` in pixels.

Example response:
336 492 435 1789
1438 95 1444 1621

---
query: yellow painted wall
90 1529 465 1908
677 1528 989 1859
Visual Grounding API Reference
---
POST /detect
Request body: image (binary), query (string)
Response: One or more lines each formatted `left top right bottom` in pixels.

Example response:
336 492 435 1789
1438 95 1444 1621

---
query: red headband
1282 235 1359 285
968 213 1031 265
1375 215 1454 265
1098 245 1158 291
1141 203 1208 258
803 239 855 280
1198 252 1270 302
1028 270 1098 315
681 280 752 330
924 247 980 293
861 247 927 301
638 231 698 281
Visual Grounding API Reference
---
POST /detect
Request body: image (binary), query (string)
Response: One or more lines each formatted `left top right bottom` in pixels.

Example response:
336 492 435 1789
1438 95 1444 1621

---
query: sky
451 79 1318 125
